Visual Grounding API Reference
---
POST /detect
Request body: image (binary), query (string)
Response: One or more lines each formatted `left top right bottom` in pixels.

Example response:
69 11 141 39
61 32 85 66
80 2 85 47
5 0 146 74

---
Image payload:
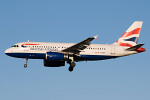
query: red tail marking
116 41 133 47
120 28 141 38
22 44 40 45
136 47 145 53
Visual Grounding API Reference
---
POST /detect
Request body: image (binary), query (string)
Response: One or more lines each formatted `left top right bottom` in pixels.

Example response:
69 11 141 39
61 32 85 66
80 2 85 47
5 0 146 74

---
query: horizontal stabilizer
126 44 144 51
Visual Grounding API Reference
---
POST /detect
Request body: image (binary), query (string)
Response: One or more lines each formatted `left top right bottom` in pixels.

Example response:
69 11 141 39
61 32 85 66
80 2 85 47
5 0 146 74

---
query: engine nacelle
46 52 68 61
44 59 65 67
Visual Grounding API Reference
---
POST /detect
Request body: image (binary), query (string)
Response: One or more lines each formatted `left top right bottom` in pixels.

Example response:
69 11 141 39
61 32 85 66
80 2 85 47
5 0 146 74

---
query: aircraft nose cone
5 49 8 54
5 48 12 56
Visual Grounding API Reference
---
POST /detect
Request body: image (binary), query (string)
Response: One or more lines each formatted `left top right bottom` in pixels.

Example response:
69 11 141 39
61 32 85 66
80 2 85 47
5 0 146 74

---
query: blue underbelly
6 53 117 60
5 53 45 59
75 55 117 61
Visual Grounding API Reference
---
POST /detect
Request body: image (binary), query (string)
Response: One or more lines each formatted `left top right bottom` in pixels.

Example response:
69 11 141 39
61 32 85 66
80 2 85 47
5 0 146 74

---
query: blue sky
0 0 150 100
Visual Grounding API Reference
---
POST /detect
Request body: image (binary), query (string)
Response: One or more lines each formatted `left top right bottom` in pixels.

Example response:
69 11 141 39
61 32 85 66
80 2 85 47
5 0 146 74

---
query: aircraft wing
62 35 98 54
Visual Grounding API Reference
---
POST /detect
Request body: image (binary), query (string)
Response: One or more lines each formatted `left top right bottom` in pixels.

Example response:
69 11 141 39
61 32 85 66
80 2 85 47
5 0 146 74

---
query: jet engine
46 52 68 60
44 59 65 67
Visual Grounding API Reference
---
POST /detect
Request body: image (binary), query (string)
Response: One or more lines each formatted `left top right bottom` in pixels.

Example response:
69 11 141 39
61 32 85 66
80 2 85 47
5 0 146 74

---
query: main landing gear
67 56 76 72
24 59 28 68
68 62 76 72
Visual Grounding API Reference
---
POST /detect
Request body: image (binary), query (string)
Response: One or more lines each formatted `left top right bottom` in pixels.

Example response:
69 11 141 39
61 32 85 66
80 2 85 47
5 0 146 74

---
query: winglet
94 35 98 39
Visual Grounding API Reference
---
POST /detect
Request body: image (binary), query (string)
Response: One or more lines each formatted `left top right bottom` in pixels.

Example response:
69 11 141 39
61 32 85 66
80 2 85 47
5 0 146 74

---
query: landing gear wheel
71 62 76 67
68 67 73 72
24 59 28 68
24 64 27 68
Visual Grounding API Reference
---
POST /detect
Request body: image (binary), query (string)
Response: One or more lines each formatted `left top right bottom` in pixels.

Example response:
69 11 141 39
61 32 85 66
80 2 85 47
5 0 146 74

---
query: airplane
5 21 145 72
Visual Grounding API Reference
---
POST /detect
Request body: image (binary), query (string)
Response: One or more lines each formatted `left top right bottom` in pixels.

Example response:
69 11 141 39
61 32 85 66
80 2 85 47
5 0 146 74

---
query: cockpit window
12 45 19 47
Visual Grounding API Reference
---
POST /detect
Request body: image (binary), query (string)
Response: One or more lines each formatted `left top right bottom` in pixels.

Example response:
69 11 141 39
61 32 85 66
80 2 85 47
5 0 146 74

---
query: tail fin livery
114 21 143 47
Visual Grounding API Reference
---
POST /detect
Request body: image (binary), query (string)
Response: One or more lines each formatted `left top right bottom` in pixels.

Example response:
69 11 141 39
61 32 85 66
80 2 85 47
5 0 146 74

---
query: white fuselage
5 42 138 61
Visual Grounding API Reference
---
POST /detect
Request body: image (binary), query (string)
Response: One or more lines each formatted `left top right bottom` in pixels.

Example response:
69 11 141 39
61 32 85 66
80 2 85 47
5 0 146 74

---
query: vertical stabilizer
114 21 143 47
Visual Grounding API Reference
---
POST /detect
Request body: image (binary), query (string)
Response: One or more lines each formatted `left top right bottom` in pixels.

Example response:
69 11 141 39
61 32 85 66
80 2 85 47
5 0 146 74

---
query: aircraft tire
24 64 27 68
68 67 73 72
70 62 76 67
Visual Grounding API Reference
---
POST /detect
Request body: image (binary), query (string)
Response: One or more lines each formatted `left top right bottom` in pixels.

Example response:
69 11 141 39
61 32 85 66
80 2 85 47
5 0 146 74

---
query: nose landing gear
24 59 28 68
